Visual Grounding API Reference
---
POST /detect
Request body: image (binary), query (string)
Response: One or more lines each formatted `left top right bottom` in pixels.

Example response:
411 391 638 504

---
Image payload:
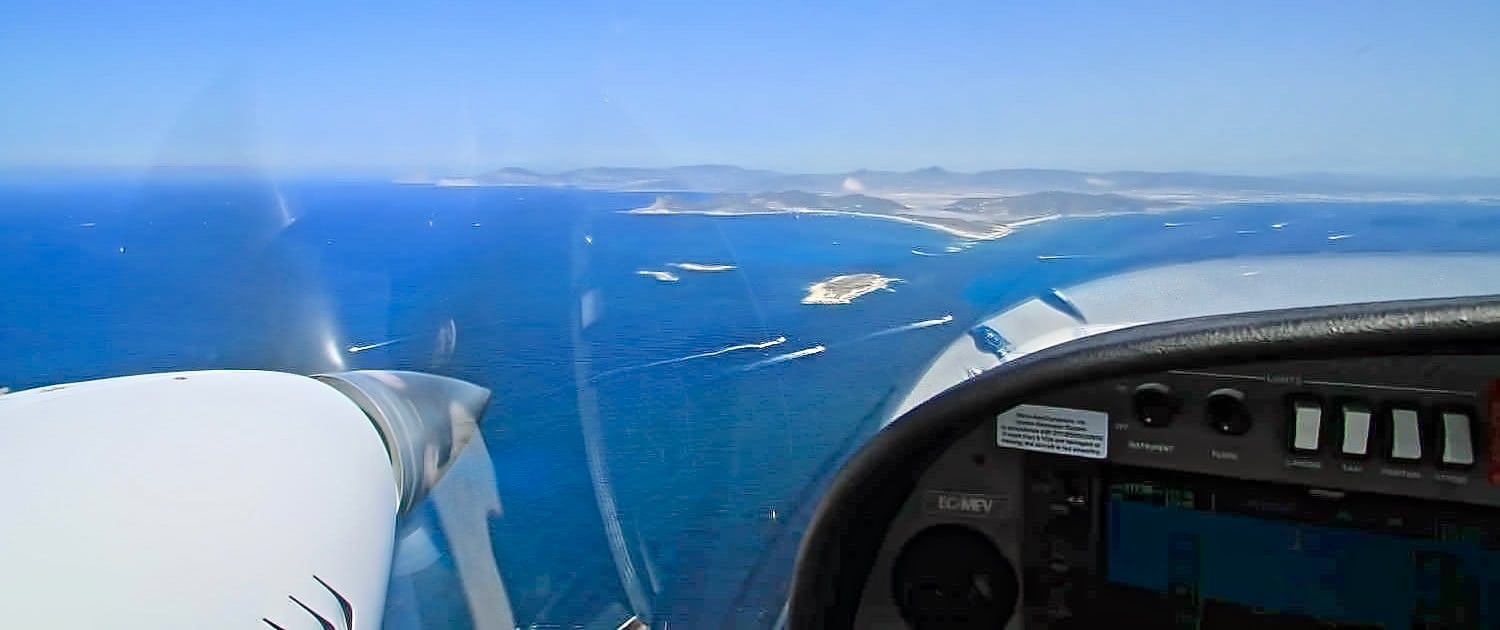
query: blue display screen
1106 485 1500 628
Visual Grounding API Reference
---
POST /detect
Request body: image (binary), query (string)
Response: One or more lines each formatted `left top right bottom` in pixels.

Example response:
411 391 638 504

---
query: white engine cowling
0 369 489 629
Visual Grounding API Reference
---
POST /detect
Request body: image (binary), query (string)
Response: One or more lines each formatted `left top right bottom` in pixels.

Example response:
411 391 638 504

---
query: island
636 270 680 283
430 166 1500 247
802 273 899 305
628 192 1013 241
622 189 1195 240
939 191 1178 217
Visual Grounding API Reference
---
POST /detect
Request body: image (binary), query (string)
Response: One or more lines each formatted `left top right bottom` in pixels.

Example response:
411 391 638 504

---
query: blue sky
2 1 1497 176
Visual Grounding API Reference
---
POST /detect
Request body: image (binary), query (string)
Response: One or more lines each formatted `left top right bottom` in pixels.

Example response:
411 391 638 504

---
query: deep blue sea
2 177 1499 628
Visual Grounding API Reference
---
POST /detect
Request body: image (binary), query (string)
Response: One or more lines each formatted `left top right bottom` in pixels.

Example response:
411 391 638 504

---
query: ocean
2 177 1498 628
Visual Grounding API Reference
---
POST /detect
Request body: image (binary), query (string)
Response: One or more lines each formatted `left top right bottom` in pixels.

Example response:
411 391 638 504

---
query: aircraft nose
315 370 492 514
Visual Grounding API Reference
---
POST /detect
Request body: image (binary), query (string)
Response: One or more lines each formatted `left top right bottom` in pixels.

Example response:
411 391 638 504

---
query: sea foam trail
673 336 787 361
593 336 788 379
347 336 411 353
739 344 826 371
668 262 737 272
636 270 680 282
861 314 955 340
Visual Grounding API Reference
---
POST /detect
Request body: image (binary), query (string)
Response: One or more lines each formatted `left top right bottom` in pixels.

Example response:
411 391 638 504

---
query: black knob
1206 389 1251 435
1133 383 1176 427
892 524 1019 629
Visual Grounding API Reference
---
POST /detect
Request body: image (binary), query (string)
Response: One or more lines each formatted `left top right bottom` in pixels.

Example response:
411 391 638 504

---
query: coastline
624 205 1014 241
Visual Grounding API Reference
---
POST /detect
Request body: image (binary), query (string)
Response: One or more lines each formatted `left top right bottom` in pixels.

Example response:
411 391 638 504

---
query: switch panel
1440 410 1476 468
1289 397 1322 454
1339 403 1373 458
1388 407 1423 462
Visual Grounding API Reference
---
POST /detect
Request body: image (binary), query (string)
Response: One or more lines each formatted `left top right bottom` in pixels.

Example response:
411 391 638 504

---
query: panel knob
1133 383 1176 428
1206 389 1251 436
892 524 1019 628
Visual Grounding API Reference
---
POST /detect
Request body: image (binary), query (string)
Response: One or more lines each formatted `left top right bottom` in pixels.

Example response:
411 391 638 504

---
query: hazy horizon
4 2 1498 177
7 162 1500 184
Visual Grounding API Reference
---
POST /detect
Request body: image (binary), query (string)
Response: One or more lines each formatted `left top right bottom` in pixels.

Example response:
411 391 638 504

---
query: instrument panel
855 355 1500 628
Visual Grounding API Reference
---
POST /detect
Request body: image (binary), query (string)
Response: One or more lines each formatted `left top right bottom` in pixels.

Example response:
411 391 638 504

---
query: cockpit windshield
3 2 1498 628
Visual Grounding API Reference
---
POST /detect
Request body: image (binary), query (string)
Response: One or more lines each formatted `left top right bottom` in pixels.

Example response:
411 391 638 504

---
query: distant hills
434 164 1500 241
448 165 1500 198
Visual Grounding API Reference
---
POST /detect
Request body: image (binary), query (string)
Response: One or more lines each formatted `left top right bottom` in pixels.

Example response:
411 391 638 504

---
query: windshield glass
3 2 1498 628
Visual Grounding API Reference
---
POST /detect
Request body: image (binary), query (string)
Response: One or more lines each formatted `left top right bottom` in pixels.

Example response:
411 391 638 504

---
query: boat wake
668 262 737 272
347 336 411 354
594 336 788 378
676 336 787 361
739 345 827 371
636 270 681 282
861 314 955 339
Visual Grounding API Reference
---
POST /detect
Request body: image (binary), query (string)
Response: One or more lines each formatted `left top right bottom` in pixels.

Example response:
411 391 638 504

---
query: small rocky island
802 273 899 305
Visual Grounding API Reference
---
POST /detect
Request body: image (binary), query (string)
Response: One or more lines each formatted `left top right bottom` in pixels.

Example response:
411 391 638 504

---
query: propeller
317 370 492 515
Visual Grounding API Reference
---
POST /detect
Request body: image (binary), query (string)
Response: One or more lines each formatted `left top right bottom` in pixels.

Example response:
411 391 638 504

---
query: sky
2 0 1498 177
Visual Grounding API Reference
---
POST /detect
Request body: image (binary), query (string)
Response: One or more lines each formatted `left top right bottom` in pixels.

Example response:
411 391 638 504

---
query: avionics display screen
1104 470 1500 628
